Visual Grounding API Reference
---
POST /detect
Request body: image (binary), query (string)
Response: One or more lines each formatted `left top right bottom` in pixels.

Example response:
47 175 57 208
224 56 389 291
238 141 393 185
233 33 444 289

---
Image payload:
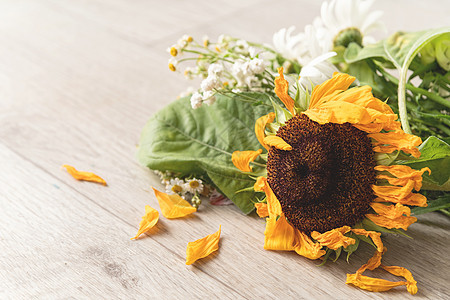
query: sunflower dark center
266 114 376 233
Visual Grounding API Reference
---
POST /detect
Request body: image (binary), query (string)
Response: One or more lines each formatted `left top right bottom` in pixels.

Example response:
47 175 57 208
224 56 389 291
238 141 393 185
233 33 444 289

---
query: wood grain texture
0 0 449 299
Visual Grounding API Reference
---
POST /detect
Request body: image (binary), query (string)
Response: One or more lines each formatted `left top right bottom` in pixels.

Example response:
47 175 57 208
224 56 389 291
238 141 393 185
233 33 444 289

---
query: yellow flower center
189 181 199 189
171 184 183 193
266 114 376 233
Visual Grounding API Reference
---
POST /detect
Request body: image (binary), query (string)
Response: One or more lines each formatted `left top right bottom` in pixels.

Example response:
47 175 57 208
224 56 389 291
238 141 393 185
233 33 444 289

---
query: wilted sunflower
232 68 431 295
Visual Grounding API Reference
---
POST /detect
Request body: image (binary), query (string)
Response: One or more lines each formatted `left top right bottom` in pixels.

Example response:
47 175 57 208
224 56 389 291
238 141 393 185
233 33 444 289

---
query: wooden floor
1 0 449 299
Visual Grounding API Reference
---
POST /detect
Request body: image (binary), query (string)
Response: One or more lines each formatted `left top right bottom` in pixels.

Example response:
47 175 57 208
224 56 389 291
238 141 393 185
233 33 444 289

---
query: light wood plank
0 143 248 299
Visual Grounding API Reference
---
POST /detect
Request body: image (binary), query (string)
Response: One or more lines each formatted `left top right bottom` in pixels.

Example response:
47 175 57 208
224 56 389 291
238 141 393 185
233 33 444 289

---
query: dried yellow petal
372 182 428 207
255 112 276 150
152 187 196 219
231 149 263 172
62 164 107 185
253 177 282 218
375 165 431 191
293 230 326 260
254 202 269 218
369 131 422 158
131 205 159 240
311 226 355 250
264 215 296 251
274 68 296 114
308 72 355 109
346 249 417 295
263 135 292 150
366 203 417 230
186 226 221 265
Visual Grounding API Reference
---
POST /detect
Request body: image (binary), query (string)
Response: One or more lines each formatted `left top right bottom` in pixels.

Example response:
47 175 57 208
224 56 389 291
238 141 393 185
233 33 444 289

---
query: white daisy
299 52 338 90
272 26 305 61
320 0 385 47
166 178 186 195
185 178 204 194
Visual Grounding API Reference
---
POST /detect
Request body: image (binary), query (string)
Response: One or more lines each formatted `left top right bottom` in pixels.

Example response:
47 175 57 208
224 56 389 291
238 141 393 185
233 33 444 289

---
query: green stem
440 209 450 217
406 84 450 109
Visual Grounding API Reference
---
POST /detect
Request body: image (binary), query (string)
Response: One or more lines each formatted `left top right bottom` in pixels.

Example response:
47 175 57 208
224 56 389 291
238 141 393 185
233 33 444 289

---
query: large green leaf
399 136 450 187
137 93 272 214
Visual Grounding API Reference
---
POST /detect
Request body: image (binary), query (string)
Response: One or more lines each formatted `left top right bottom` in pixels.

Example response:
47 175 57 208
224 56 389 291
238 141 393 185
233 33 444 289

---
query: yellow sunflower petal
274 67 295 115
372 181 428 207
293 230 326 260
152 187 196 219
369 131 422 158
255 112 276 150
346 247 417 295
254 176 267 192
351 228 383 252
381 265 418 295
311 226 355 250
264 215 296 251
255 202 269 218
366 203 417 230
372 181 414 202
186 226 221 265
231 149 263 172
263 136 292 150
253 177 282 218
373 193 428 207
308 72 355 109
131 205 159 240
346 273 411 293
62 164 107 185
375 165 431 191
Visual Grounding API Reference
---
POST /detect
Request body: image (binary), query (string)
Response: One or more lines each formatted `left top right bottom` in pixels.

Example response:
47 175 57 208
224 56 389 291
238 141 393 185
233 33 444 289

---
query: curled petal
381 265 418 295
186 226 221 265
351 228 383 252
373 193 427 207
152 187 196 219
369 131 422 158
311 226 355 250
62 165 106 185
308 72 355 109
255 202 269 218
263 136 292 150
264 215 296 251
232 149 263 172
372 182 428 207
254 176 267 192
131 205 159 240
366 203 417 230
294 230 326 260
253 177 282 218
255 112 276 150
375 165 431 191
346 249 417 295
274 68 296 114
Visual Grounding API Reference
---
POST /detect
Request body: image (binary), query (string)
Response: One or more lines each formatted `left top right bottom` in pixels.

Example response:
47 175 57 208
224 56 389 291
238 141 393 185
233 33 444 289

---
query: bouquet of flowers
134 0 449 294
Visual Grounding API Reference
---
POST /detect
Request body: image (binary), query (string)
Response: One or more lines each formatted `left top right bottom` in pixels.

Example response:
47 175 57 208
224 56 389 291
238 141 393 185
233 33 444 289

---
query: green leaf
399 136 450 187
137 93 272 214
412 195 450 215
343 233 360 262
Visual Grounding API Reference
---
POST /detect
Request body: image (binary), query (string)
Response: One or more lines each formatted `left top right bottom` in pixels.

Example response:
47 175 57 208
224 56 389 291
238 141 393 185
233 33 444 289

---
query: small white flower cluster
166 34 194 72
272 0 385 89
154 170 204 198
167 34 273 109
